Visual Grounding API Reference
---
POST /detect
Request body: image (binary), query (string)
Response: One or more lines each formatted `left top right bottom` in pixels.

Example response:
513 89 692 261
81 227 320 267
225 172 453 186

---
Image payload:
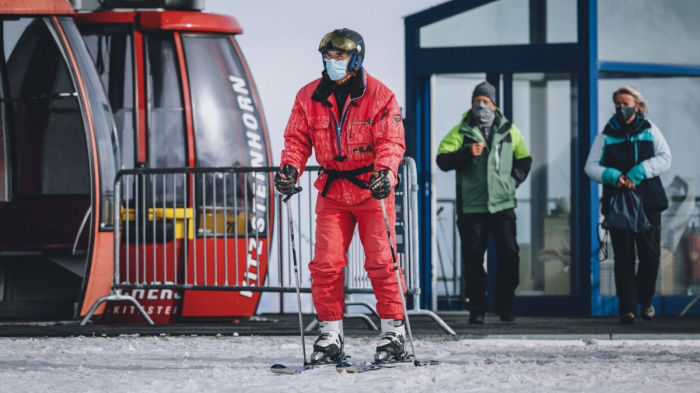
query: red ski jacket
280 68 405 205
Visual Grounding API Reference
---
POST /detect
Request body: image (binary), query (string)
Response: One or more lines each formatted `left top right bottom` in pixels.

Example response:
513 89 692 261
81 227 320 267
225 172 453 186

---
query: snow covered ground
1 335 700 393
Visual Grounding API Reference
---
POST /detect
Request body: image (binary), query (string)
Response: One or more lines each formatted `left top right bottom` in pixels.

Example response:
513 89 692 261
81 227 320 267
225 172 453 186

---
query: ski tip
270 364 316 375
271 364 285 369
270 364 292 374
335 362 356 373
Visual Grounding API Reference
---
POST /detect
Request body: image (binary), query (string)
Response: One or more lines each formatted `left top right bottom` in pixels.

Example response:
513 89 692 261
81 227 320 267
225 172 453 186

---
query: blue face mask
324 59 348 81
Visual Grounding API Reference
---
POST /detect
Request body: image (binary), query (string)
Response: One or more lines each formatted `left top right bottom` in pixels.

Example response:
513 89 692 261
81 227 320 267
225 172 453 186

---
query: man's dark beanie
472 81 496 104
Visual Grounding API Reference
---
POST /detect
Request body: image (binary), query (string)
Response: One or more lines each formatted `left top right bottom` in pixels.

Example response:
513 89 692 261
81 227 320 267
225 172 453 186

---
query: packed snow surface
1 335 700 392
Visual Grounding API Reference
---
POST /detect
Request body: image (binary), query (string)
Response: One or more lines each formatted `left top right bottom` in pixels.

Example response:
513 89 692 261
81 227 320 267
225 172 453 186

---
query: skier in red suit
275 28 407 364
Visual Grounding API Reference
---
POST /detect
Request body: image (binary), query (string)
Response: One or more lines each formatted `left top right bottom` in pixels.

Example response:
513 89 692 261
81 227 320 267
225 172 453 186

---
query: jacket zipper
495 143 501 171
626 131 632 172
330 101 354 158
381 109 388 134
330 112 341 157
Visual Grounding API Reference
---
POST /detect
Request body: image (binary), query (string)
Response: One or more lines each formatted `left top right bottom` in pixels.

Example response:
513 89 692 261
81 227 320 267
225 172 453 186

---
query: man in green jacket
436 82 532 324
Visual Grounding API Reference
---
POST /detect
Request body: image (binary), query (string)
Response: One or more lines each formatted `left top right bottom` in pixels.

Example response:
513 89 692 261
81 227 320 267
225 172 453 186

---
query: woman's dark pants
609 210 662 315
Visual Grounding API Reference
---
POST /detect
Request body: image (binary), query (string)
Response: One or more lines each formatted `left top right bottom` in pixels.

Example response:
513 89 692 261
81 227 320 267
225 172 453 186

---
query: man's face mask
325 59 348 81
615 106 636 124
472 102 495 125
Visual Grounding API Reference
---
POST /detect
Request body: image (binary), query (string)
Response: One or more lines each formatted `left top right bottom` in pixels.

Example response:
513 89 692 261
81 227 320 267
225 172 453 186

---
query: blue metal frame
599 62 700 76
405 0 598 314
578 0 599 316
406 0 700 315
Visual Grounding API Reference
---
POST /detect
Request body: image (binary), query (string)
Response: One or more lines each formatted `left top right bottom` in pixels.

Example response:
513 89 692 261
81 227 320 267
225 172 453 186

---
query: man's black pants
457 209 520 315
609 210 662 315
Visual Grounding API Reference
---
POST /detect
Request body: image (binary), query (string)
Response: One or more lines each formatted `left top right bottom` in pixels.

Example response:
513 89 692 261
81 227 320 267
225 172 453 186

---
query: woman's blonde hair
613 86 649 114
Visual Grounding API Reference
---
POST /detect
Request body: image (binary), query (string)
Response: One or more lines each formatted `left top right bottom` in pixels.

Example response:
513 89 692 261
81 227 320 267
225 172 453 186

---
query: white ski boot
310 320 344 364
375 319 407 363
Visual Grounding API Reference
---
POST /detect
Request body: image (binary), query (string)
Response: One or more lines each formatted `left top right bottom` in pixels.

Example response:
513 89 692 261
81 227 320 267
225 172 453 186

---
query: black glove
369 169 392 200
274 164 298 195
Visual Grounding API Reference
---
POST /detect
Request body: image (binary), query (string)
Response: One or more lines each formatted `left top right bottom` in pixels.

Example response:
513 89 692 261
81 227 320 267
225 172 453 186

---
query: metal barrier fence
81 157 455 334
435 199 461 308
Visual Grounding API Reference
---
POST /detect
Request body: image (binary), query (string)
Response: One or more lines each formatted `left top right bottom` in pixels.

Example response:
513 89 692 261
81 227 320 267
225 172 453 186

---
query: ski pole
284 186 307 365
380 198 420 367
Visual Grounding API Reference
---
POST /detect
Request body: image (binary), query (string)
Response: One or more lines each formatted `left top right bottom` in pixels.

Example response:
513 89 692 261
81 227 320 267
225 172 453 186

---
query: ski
270 364 316 375
270 364 319 375
335 359 439 374
270 355 351 375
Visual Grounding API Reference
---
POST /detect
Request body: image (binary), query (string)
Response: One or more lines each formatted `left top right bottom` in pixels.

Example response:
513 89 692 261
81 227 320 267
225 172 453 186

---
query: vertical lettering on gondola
230 75 267 298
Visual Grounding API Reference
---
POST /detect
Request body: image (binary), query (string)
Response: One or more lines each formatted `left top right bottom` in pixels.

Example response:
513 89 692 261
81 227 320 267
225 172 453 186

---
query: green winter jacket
436 110 532 214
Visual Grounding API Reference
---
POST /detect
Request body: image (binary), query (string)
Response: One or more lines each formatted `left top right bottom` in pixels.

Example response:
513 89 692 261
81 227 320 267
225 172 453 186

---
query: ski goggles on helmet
318 31 358 53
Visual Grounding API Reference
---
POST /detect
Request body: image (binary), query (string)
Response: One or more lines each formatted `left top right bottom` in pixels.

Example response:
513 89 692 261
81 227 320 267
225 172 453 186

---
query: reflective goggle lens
318 32 357 53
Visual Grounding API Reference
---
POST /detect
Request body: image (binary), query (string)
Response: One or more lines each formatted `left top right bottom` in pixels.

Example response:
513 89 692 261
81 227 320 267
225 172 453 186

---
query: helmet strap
348 53 357 73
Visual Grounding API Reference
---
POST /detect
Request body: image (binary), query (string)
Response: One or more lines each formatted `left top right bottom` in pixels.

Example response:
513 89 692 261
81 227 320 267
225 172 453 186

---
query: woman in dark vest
585 86 672 324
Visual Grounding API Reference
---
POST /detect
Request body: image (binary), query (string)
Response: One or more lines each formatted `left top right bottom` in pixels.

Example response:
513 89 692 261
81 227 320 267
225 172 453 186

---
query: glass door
431 73 490 309
511 73 576 299
431 71 577 312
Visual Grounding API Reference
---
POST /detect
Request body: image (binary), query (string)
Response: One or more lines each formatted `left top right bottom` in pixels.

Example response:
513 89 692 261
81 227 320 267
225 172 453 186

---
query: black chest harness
320 164 374 197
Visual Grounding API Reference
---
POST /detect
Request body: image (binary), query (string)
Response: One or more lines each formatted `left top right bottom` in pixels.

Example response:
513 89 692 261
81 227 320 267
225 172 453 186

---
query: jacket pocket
491 174 516 207
497 141 514 176
308 117 333 162
347 116 375 161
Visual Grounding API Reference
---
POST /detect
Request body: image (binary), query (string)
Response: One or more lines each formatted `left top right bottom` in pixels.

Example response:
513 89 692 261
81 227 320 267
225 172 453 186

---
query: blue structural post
416 77 433 310
503 73 513 120
576 0 599 315
404 19 433 310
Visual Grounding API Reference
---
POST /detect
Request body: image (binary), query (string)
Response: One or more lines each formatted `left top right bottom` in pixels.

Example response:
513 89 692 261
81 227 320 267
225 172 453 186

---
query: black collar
604 116 651 137
312 67 366 108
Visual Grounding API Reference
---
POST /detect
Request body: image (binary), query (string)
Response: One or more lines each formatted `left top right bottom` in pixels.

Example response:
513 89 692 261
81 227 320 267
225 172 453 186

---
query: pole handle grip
282 186 303 202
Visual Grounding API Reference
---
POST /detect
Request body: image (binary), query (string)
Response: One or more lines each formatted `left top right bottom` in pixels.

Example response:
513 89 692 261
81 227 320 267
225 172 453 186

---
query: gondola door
0 13 116 320
179 32 273 317
79 21 190 323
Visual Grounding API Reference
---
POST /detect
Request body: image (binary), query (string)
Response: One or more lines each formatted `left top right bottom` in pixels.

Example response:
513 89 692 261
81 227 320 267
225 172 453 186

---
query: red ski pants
310 194 406 321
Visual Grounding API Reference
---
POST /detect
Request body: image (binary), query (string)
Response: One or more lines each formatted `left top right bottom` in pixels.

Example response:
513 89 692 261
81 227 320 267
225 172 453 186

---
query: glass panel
146 33 185 170
432 73 488 300
546 0 577 43
598 74 700 299
60 18 119 229
80 24 134 170
0 108 5 201
598 0 700 65
145 32 186 205
1 19 33 201
420 0 529 48
182 34 270 236
3 18 89 197
512 72 574 296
